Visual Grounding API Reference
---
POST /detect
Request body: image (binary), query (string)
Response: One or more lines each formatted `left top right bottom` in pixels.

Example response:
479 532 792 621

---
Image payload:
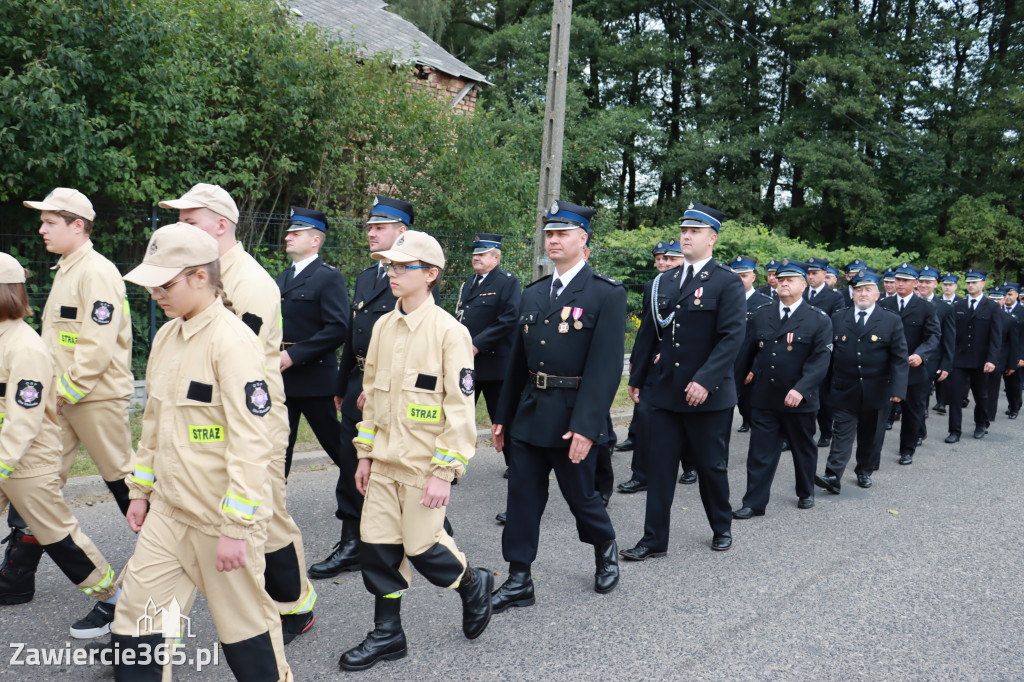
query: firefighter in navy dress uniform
982 287 1018 423
933 272 963 414
914 266 955 434
490 200 626 612
803 257 844 449
729 254 773 435
1000 282 1024 418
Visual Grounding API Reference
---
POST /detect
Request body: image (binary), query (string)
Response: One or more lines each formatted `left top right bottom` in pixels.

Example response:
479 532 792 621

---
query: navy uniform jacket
879 294 941 386
921 296 956 377
840 286 854 309
757 284 778 300
455 267 522 381
994 309 1020 372
630 259 746 412
828 307 909 411
805 286 845 316
740 302 833 413
629 278 657 368
734 289 774 378
952 297 1003 369
335 263 439 422
495 264 626 447
1006 304 1024 366
277 256 350 397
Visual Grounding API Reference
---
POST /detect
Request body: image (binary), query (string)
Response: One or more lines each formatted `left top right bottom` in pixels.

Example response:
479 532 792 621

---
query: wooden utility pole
533 0 573 281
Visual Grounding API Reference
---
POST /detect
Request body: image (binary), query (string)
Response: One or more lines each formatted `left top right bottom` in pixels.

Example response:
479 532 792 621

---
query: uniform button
772 353 776 356
540 340 546 345
675 343 680 347
676 305 681 310
674 362 680 367
539 362 545 368
358 329 363 333
545 320 550 325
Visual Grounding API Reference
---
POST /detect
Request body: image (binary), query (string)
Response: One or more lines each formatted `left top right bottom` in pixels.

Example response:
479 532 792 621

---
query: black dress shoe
933 403 947 414
857 473 872 488
456 567 493 639
899 452 913 465
593 540 619 594
816 436 831 448
281 612 315 645
616 478 647 494
495 511 506 525
1010 412 1019 420
732 507 765 520
797 496 814 509
614 438 634 452
503 467 509 479
1005 408 1011 416
491 570 535 613
780 440 791 451
814 473 841 494
737 422 750 433
619 543 666 561
600 491 612 507
711 534 732 551
944 433 960 443
973 427 988 439
339 599 407 671
885 421 894 431
678 470 697 485
962 397 970 408
308 521 360 579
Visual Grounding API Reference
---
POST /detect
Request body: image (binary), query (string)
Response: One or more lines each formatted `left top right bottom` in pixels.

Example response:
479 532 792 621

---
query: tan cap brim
23 200 61 213
371 248 414 263
123 262 188 288
159 198 206 211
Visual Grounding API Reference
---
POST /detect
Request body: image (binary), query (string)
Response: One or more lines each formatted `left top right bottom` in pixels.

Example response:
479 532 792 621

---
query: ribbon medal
572 307 583 330
786 332 794 351
558 307 571 334
694 287 704 306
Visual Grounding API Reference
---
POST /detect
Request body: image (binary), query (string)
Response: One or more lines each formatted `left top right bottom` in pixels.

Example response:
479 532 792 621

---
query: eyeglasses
385 263 431 276
146 272 192 297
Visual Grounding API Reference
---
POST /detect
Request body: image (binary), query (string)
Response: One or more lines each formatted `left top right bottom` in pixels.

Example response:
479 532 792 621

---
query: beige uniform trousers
112 509 292 681
0 472 116 600
58 398 133 485
361 472 466 592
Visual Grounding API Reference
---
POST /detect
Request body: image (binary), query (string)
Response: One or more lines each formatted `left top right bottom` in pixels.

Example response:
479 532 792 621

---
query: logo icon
137 597 193 639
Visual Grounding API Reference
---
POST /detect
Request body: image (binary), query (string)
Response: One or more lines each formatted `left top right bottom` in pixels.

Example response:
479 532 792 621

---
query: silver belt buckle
536 372 548 390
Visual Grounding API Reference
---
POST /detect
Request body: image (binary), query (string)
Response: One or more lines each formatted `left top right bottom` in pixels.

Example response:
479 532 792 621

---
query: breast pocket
174 377 226 449
687 298 719 312
402 368 444 431
290 287 320 303
370 368 392 425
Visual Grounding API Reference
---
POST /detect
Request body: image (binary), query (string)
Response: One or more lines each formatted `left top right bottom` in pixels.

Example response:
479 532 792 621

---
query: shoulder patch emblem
16 380 42 408
245 380 272 416
92 301 114 325
459 368 475 396
241 312 264 336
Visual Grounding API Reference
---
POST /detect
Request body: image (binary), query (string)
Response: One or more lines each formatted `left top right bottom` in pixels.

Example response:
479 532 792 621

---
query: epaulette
526 274 553 289
717 263 735 273
324 262 337 271
594 272 623 286
813 307 828 316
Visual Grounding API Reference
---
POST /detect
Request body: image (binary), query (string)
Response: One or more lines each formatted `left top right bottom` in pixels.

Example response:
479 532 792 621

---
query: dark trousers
735 374 752 425
948 368 990 435
595 414 615 496
816 380 834 439
501 436 615 566
986 371 1011 423
741 408 817 511
826 407 888 478
334 414 364 521
285 395 343 478
935 373 951 406
1004 370 1022 413
641 408 733 550
899 382 930 456
628 398 653 484
625 403 639 443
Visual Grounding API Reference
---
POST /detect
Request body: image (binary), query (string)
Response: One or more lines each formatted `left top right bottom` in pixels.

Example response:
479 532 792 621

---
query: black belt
356 355 366 371
280 342 296 350
529 371 581 390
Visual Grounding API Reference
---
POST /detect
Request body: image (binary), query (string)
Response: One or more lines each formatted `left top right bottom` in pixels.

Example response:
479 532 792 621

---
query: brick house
289 0 488 114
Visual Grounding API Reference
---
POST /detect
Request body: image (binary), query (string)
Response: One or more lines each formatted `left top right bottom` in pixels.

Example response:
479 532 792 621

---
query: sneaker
281 612 315 645
71 601 115 639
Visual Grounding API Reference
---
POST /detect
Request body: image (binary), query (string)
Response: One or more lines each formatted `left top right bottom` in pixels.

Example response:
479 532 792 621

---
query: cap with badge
894 262 919 280
652 239 682 257
883 268 896 282
123 222 220 288
852 271 881 288
0 253 27 284
825 264 840 278
805 257 829 272
679 202 725 233
776 259 809 278
844 259 867 274
964 268 987 283
371 230 445 269
544 200 595 233
1002 281 1020 293
366 195 414 226
472 233 502 255
159 183 240 224
987 286 1005 299
729 255 758 273
918 265 940 281
23 187 96 222
765 259 780 273
286 207 329 233
941 272 960 284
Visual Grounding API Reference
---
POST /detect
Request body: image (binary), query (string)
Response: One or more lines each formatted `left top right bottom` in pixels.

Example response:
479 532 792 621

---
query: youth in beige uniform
160 184 315 641
0 254 119 621
339 230 492 671
112 223 292 681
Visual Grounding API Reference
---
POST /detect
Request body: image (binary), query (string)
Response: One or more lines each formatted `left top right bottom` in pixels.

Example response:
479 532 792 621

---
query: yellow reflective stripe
382 592 403 599
58 331 78 347
188 425 225 443
406 403 441 423
355 428 376 445
222 491 260 519
81 565 115 595
131 465 155 486
0 412 4 428
123 297 130 319
282 587 318 615
59 373 85 403
0 459 13 479
431 448 468 470
278 310 283 329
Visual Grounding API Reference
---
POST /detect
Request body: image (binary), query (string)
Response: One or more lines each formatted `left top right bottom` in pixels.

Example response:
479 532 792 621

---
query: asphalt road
2 408 1023 681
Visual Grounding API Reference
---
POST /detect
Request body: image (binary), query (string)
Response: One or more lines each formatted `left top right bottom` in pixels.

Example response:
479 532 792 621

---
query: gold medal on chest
787 345 793 351
523 324 529 334
357 301 364 309
842 335 847 341
694 298 701 306
871 335 879 341
558 321 570 334
573 321 583 330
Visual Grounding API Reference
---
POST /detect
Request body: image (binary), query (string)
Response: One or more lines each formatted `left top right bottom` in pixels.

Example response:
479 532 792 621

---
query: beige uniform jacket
219 243 288 453
42 240 133 404
0 320 63 478
355 300 476 487
126 298 274 540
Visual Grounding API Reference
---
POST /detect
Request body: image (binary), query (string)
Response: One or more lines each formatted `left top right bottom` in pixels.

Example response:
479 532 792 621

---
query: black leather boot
456 567 493 639
0 529 44 605
308 520 360 579
490 567 535 614
594 539 619 594
338 596 408 671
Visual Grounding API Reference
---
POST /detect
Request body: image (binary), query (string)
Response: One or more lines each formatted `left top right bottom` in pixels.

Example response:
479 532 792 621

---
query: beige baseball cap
123 222 219 287
0 253 26 284
371 230 445 268
159 183 239 224
23 187 96 222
